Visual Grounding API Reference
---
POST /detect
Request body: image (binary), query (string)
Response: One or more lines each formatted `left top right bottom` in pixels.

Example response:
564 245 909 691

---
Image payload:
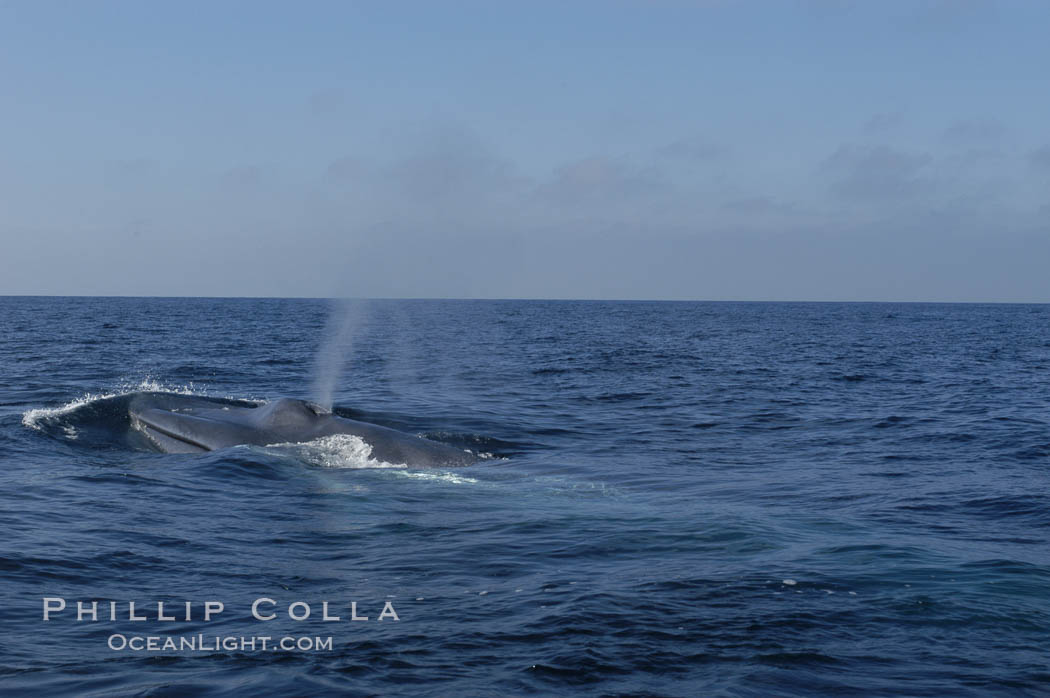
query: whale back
128 393 477 467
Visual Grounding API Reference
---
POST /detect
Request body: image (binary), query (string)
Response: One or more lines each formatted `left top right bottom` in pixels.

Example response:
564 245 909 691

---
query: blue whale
128 393 477 468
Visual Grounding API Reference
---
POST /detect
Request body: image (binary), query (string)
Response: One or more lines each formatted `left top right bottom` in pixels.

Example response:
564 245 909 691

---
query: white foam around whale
262 434 408 469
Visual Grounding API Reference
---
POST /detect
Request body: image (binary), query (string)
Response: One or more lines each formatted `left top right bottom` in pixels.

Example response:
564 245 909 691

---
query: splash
22 392 119 429
21 378 198 430
263 434 406 469
310 299 367 411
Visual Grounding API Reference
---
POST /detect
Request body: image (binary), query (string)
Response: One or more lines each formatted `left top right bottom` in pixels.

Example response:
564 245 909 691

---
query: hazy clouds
1 1 1048 301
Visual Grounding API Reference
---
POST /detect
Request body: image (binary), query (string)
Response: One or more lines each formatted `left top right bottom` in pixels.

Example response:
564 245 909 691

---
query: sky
1 0 1048 301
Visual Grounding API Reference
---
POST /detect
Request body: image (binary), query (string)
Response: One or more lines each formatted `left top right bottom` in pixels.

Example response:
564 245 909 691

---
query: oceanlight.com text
107 633 334 652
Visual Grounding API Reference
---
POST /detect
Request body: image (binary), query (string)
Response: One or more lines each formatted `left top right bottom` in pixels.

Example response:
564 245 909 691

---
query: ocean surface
2 297 1049 697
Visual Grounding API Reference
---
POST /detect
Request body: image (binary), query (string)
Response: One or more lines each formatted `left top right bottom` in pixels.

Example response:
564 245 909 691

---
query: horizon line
1 294 1048 305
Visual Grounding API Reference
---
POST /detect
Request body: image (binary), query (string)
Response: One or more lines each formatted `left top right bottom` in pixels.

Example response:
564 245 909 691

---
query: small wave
262 434 407 470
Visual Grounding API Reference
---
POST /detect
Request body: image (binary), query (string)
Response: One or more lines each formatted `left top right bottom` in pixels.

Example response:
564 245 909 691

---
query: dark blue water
2 298 1049 696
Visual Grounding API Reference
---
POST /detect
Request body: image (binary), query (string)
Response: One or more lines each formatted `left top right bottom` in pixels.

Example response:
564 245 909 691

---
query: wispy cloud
861 112 904 138
822 144 932 201
656 139 725 163
539 156 666 206
1029 145 1050 172
308 89 345 116
941 118 1006 146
